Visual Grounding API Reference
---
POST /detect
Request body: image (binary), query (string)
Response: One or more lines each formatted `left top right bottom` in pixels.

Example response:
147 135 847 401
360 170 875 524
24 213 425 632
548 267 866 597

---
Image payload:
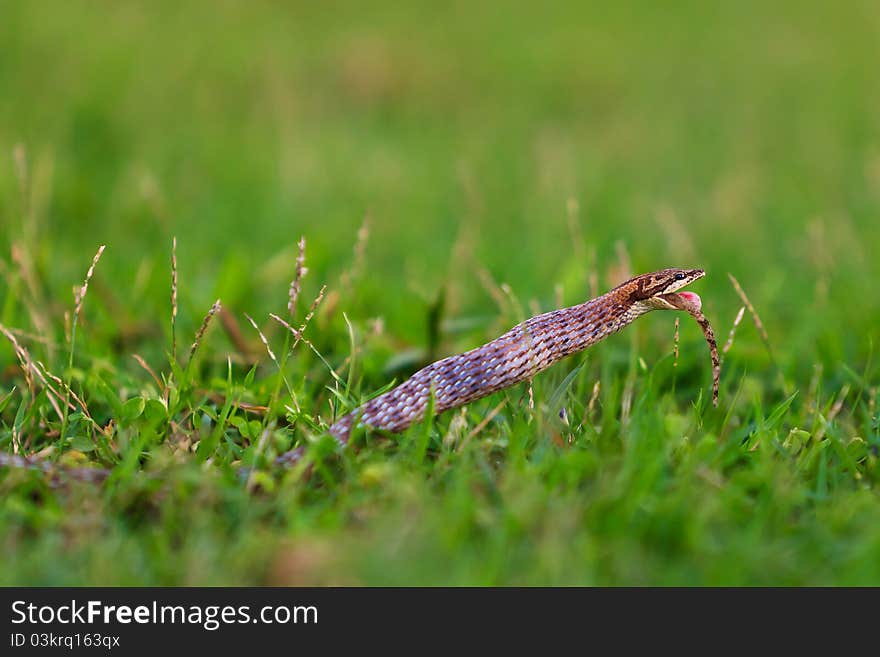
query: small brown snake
0 268 719 481
276 267 719 465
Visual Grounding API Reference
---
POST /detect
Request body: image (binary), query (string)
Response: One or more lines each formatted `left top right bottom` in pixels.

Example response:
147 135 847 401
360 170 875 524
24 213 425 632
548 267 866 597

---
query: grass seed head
288 236 308 317
189 299 222 364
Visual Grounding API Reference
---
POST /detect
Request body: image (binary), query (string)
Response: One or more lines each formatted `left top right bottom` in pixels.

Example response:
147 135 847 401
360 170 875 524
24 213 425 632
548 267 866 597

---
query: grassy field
1 1 879 585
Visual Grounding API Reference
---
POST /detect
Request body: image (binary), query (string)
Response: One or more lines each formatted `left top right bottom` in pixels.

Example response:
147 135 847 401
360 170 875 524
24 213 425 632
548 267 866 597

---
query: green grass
1 0 879 585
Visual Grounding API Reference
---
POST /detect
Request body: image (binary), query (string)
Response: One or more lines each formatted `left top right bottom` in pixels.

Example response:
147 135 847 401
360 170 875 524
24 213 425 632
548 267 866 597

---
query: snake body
277 267 712 465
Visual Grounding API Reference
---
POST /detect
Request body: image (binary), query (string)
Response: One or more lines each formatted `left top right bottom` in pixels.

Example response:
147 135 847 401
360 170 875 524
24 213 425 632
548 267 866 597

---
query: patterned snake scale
276 267 717 466
0 268 717 481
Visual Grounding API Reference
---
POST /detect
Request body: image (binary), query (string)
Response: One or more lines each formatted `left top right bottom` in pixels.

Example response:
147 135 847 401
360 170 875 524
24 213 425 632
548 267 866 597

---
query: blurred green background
2 1 880 585
4 2 879 343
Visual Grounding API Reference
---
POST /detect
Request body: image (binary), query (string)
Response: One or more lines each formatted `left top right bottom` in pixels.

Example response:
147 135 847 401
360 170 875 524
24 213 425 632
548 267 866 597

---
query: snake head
626 268 704 299
626 268 705 310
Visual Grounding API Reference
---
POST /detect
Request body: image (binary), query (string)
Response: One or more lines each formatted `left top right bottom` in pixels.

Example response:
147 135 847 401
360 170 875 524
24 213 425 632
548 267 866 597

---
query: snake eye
674 272 686 281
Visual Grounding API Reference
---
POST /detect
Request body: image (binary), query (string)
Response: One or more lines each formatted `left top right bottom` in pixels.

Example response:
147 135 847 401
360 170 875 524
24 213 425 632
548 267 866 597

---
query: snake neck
527 286 654 360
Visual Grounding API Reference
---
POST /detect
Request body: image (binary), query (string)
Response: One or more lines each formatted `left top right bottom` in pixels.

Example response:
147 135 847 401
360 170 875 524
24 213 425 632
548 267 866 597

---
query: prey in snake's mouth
657 290 703 312
645 270 719 407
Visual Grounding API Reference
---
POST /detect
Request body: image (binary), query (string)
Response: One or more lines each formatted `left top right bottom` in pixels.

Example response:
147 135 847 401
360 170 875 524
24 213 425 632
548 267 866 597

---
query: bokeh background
4 2 879 347
2 1 880 585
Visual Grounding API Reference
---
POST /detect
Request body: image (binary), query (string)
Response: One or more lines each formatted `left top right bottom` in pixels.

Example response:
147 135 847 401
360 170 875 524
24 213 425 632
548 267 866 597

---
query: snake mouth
658 290 703 312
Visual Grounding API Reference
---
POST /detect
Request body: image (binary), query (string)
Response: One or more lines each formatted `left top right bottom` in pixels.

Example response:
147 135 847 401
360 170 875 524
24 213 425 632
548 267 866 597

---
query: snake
276 267 718 466
0 268 719 481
